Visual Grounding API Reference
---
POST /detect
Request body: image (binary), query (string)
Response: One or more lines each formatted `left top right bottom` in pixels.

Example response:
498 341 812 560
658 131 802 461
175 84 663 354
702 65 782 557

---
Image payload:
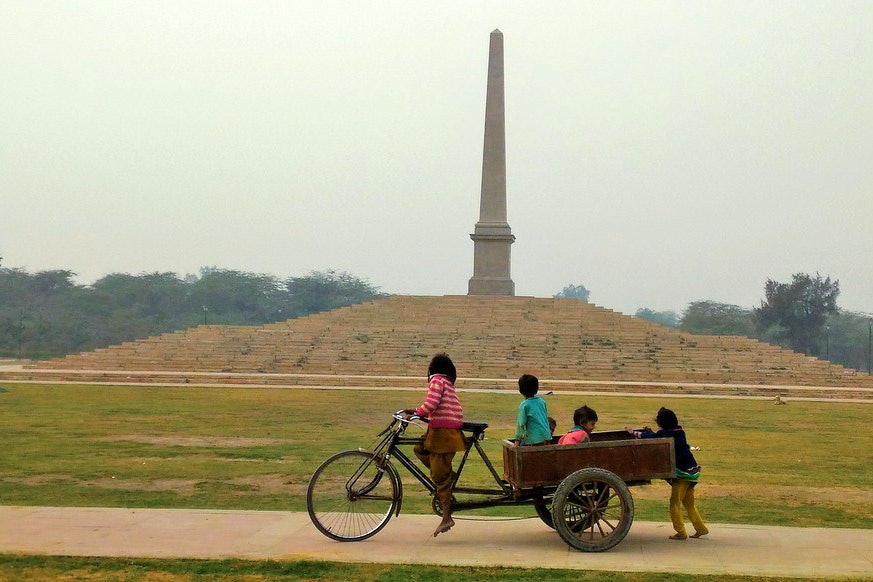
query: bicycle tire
306 449 400 542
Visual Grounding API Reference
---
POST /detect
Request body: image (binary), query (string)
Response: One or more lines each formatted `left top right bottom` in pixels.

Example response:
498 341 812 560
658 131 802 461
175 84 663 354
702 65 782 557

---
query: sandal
669 533 688 540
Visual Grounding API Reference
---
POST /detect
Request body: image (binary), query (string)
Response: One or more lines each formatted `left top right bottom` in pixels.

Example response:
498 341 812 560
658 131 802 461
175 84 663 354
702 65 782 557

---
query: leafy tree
188 268 286 325
554 283 590 301
679 301 756 337
28 270 77 294
0 267 31 311
0 268 29 357
635 308 679 327
0 268 91 357
821 310 872 370
91 272 188 316
755 273 839 356
285 270 384 317
89 272 190 343
0 265 385 359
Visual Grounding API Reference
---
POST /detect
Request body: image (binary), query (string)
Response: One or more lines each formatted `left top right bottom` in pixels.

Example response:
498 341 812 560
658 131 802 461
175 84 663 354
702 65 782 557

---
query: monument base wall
468 277 515 295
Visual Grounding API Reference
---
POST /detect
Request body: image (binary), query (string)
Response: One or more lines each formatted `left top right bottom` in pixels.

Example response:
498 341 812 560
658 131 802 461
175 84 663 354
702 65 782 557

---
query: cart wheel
551 467 634 552
307 450 400 542
534 499 555 529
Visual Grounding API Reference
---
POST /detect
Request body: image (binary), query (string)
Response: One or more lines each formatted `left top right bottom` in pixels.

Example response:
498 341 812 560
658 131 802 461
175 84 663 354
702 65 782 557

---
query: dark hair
428 353 456 383
655 407 679 430
573 405 598 426
518 374 539 398
548 416 557 433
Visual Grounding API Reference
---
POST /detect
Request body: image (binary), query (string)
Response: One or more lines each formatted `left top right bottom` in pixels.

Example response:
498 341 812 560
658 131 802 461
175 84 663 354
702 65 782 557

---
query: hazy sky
2 1 871 316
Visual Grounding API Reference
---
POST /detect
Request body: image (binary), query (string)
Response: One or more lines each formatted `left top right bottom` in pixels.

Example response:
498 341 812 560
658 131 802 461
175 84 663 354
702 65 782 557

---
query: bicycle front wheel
306 450 400 542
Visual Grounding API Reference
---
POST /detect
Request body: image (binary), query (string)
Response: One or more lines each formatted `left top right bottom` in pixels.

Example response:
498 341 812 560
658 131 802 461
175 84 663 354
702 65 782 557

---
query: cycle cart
307 412 676 552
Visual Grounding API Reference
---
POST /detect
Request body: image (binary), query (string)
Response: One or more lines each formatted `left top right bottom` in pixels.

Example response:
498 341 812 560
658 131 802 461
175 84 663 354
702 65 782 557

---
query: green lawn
0 555 816 582
1 382 871 528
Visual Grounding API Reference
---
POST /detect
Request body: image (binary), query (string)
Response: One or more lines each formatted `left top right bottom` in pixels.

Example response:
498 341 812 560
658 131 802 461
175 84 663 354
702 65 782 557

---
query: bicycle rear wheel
306 450 400 542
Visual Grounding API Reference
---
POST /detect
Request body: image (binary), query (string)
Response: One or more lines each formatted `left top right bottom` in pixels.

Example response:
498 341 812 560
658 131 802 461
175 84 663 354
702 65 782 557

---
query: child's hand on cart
625 426 650 438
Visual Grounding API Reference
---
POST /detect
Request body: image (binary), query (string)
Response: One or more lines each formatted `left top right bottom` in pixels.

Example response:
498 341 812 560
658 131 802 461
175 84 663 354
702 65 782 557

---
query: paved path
3 364 872 403
1 506 872 578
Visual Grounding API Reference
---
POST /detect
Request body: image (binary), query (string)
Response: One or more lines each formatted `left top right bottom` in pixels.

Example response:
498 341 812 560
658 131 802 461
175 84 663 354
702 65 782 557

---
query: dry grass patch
9 472 303 498
227 475 302 495
97 435 289 447
81 477 203 495
7 474 203 496
10 474 72 486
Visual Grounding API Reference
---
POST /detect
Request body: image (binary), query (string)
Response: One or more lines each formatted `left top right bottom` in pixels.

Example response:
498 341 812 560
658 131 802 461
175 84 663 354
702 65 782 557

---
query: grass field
0 555 814 582
2 382 872 580
1 382 871 528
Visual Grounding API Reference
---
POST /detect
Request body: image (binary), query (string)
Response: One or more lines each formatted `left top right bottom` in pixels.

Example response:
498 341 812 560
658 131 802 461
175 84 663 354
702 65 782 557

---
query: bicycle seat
462 420 488 434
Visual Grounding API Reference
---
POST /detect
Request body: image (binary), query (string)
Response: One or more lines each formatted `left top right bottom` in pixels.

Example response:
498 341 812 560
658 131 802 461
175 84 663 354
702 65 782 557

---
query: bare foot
669 533 688 540
690 530 709 538
433 516 455 537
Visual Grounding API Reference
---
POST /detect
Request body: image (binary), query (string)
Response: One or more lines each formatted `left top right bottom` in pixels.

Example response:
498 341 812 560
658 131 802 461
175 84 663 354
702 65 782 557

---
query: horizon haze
2 2 871 316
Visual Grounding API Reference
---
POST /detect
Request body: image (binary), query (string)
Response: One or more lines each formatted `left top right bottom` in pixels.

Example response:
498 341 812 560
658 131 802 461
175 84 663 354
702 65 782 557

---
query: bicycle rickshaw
307 411 676 552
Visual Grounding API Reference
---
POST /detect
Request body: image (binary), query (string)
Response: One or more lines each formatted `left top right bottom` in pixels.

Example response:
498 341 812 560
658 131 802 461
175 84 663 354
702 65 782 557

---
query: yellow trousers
669 479 708 537
414 447 455 506
414 428 465 508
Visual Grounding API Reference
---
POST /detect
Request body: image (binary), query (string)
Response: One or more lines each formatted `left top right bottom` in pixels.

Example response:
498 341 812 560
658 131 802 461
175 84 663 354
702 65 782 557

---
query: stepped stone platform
4 295 872 400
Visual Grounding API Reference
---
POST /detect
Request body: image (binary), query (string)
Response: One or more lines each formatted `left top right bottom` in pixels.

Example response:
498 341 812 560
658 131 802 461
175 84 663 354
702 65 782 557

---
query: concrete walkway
1 506 872 578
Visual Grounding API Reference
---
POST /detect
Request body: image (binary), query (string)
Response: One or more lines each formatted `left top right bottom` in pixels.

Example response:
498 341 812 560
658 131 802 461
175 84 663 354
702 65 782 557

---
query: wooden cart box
502 430 676 488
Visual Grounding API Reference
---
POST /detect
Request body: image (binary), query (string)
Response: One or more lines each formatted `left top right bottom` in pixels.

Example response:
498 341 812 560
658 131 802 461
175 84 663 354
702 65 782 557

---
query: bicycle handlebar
392 409 428 422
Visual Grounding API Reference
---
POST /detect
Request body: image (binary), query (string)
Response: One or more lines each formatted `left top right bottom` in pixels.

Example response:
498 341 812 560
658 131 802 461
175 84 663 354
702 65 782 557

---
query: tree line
0 266 383 360
3 263 870 373
627 273 871 373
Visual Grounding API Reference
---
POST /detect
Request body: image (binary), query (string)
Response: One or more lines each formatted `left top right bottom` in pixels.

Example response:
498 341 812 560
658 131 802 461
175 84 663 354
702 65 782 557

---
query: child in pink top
403 353 465 537
558 405 598 445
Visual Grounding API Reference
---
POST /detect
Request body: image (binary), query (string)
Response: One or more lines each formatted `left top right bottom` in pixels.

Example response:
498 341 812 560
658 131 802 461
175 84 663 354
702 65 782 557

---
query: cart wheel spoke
598 517 616 534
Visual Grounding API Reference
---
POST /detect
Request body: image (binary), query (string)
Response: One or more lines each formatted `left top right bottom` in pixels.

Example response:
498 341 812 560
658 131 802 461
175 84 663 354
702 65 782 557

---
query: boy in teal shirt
514 374 551 445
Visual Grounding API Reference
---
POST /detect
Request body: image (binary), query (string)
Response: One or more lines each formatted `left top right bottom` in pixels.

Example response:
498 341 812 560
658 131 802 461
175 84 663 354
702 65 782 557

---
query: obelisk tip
492 29 502 35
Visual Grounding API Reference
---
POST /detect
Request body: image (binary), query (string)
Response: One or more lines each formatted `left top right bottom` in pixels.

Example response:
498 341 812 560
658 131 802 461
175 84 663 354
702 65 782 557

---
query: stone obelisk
468 29 515 296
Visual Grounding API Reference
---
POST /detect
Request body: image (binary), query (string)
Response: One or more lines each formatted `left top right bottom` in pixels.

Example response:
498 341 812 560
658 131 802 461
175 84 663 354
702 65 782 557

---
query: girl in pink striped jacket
404 353 465 537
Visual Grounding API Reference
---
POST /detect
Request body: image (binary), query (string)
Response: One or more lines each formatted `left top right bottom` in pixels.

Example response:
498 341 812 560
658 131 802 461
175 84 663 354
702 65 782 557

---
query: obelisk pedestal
468 29 515 296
